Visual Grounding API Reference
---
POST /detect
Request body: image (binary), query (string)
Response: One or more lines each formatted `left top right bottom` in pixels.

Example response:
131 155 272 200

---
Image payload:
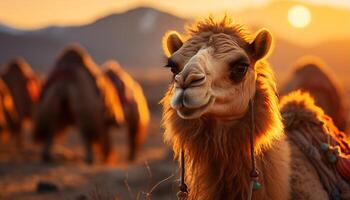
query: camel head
162 18 272 120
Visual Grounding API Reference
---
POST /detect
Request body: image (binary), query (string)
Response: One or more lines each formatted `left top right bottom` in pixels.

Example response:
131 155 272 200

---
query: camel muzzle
171 70 210 111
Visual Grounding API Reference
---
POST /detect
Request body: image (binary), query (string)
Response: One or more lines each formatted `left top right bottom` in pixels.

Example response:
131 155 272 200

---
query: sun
288 5 312 28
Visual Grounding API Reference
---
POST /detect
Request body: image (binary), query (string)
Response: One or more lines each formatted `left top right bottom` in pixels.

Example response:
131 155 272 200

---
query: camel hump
57 44 89 66
281 55 348 131
292 56 333 79
4 57 32 76
7 57 27 69
293 55 327 70
280 90 343 138
280 90 324 122
102 60 122 73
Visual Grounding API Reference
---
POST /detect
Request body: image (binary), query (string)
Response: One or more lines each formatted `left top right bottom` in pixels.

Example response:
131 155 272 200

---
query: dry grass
84 161 176 200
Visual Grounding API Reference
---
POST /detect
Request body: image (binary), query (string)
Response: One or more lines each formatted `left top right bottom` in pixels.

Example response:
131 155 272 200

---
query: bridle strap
248 99 258 200
249 99 256 172
180 149 187 192
177 149 188 200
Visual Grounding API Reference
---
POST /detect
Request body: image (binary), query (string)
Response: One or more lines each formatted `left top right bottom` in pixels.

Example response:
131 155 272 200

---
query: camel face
163 28 272 120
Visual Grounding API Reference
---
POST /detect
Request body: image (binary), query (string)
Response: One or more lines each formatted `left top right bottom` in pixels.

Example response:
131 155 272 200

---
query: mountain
0 7 187 73
0 5 349 87
0 31 64 72
0 23 27 35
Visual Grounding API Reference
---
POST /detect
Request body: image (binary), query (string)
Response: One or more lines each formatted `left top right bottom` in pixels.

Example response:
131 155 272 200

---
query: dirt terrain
0 114 179 200
0 78 180 200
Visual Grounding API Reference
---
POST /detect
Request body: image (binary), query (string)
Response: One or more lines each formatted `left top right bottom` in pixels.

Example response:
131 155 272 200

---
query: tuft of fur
187 16 251 45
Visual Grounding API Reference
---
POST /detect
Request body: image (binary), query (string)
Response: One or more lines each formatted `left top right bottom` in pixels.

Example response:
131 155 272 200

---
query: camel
281 56 348 131
160 17 349 200
33 45 124 164
0 79 17 142
0 58 41 146
103 60 150 161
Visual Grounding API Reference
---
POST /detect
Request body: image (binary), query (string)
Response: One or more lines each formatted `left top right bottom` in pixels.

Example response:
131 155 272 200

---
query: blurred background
0 0 349 199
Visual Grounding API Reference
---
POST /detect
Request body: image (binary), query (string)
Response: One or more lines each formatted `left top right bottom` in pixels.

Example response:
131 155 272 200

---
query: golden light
288 5 311 28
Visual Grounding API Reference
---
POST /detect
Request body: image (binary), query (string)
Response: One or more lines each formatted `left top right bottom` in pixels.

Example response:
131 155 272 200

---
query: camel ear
250 29 272 60
162 31 183 57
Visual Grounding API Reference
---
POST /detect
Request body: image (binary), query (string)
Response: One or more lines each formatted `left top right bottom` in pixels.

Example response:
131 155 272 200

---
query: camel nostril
185 73 206 87
174 74 182 84
192 76 205 84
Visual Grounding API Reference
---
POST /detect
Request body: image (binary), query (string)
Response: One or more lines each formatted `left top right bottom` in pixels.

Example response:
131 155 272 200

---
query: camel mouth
173 95 215 119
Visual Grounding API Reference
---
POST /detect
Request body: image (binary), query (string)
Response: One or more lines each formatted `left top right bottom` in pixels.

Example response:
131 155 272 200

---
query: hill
0 5 349 86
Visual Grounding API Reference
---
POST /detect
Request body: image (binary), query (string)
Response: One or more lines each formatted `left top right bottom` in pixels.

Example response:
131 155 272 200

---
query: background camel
0 58 41 146
281 56 348 131
33 45 124 164
0 79 17 142
161 17 344 199
103 60 149 161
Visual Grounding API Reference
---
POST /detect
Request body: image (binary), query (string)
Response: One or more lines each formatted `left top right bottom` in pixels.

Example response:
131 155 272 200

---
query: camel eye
164 58 180 74
229 63 249 83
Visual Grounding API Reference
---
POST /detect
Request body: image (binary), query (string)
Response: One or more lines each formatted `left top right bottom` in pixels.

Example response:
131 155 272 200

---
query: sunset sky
0 0 350 29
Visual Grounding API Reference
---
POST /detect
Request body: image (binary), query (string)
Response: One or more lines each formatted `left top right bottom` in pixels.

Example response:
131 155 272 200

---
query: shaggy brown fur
281 56 348 131
162 18 331 199
0 58 41 144
103 60 150 160
33 45 124 164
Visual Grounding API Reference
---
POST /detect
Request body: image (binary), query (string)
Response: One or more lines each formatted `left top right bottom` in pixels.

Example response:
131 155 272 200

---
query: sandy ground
0 113 180 200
